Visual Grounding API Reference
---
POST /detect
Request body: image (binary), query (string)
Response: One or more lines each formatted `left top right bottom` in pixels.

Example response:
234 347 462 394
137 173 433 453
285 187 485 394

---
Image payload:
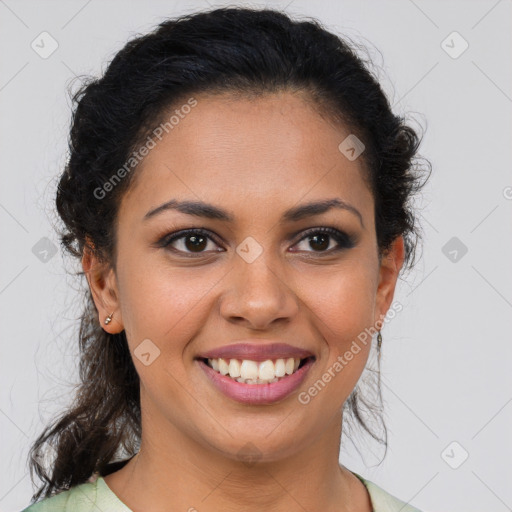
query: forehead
119 91 373 224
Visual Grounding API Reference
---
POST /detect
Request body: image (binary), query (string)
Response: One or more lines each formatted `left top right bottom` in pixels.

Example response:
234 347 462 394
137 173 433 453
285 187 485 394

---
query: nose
219 252 299 330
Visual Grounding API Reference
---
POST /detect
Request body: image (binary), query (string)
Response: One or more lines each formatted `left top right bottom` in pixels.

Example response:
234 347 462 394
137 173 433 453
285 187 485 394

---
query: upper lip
196 342 315 362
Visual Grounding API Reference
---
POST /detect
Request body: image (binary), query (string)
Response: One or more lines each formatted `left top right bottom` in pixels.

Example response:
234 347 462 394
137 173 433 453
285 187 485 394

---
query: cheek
116 253 219 352
299 260 377 339
300 262 376 385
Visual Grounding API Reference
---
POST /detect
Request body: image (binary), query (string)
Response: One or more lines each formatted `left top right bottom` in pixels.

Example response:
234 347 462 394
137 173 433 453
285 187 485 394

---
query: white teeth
285 357 295 375
274 359 286 377
228 359 241 378
258 360 275 381
218 358 229 375
204 356 307 384
240 360 259 380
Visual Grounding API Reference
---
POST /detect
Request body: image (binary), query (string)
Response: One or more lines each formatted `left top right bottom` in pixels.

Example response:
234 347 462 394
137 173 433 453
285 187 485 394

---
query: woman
23 6 431 511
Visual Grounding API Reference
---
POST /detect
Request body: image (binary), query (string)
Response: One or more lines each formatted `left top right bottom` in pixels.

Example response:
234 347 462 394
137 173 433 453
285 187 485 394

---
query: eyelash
157 227 356 257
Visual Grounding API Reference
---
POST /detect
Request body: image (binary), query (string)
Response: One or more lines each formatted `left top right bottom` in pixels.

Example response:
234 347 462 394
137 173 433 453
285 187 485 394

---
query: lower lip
196 357 315 405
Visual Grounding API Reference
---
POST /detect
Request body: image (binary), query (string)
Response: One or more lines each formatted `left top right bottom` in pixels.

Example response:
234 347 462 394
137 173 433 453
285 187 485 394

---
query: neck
103 405 370 512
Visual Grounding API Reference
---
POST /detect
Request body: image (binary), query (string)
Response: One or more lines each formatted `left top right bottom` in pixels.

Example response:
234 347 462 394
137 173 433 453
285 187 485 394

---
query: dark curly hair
26 5 431 503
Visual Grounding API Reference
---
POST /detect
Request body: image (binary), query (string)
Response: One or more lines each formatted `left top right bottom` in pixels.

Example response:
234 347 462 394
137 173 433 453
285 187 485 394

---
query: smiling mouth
196 356 315 385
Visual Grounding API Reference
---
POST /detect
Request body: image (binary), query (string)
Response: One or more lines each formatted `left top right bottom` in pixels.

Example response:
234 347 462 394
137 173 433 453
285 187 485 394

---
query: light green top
22 471 423 512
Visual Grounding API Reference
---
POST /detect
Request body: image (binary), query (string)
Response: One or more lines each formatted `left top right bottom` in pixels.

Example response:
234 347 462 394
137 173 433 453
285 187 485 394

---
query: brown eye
182 233 208 252
292 227 356 254
308 233 330 251
161 229 223 255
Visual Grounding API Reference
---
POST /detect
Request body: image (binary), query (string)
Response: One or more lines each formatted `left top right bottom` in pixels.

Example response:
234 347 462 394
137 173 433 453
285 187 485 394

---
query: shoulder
21 475 132 512
21 479 100 512
352 471 424 512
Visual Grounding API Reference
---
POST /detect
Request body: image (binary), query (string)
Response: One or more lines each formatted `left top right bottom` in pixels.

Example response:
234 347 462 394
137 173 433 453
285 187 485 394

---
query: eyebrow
144 197 364 227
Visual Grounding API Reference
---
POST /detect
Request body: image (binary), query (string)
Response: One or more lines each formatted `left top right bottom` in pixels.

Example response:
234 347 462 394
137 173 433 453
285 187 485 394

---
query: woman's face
86 90 403 461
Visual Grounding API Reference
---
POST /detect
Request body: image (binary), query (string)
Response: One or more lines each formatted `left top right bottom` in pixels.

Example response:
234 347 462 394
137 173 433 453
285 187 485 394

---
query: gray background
1 1 511 511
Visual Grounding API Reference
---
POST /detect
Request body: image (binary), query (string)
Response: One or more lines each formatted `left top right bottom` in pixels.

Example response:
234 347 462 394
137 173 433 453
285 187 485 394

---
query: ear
82 239 124 333
374 235 405 328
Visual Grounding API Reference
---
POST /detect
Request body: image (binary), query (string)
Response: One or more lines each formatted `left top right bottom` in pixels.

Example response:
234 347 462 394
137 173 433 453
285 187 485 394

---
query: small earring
377 330 383 349
104 312 114 325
